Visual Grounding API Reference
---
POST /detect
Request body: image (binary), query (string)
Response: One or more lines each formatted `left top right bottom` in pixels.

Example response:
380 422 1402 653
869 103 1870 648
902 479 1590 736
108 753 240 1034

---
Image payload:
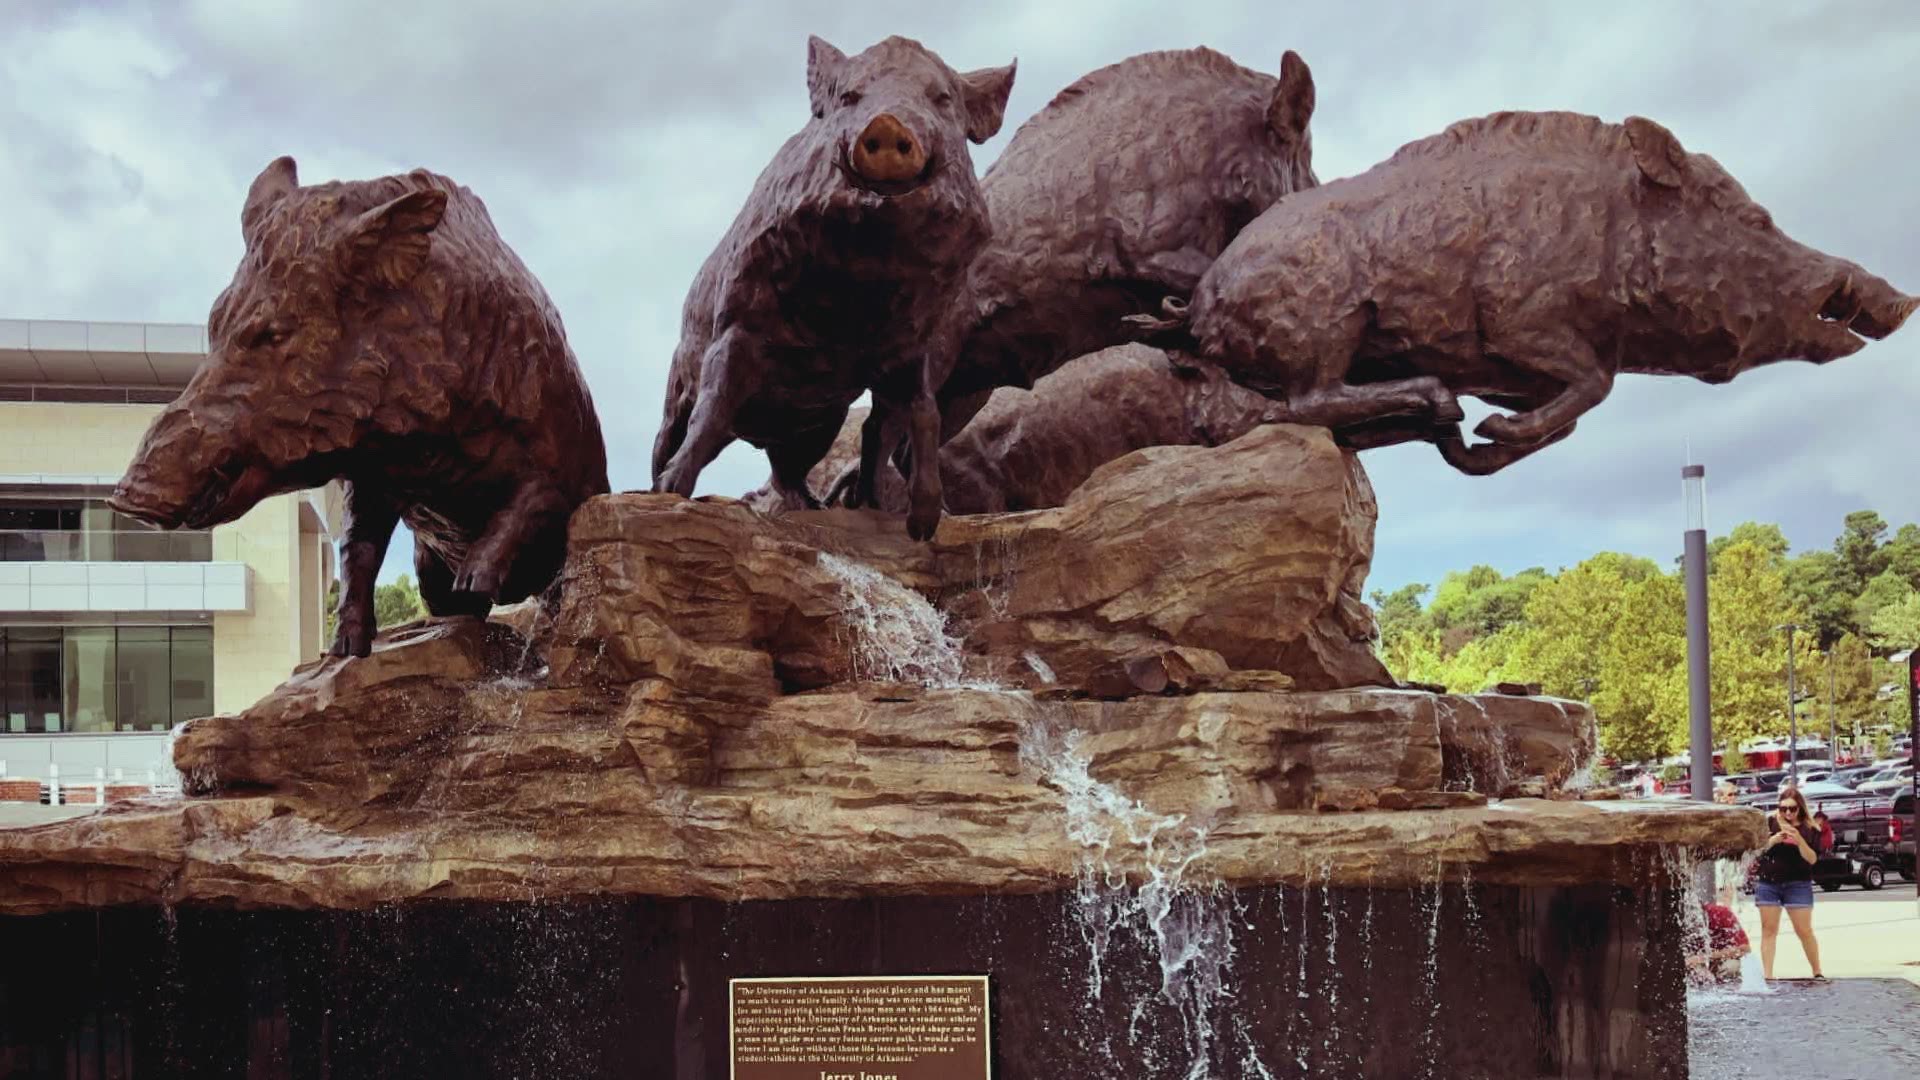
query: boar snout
847 113 933 194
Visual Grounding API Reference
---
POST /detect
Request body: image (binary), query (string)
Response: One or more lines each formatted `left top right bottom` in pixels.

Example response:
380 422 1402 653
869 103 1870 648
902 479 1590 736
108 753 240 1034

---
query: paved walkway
1691 978 1919 1079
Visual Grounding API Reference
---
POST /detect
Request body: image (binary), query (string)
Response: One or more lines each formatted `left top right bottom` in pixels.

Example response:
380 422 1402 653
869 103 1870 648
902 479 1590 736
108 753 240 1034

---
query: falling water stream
818 552 1270 1078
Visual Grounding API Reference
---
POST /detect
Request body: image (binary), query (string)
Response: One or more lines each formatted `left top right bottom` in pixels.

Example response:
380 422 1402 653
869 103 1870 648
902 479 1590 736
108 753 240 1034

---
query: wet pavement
1690 977 1919 1079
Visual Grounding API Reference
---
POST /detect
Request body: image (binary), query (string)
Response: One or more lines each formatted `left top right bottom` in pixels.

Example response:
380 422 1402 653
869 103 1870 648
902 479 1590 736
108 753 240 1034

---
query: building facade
0 318 338 791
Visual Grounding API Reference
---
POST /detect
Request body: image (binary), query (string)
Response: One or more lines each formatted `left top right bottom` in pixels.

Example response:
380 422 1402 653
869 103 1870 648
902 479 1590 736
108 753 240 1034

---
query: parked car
1831 764 1884 788
1888 789 1914 882
1858 766 1915 796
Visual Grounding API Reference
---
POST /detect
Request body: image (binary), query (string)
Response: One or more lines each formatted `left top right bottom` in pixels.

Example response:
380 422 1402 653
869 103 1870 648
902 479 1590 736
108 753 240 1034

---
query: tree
1708 521 1790 566
1852 570 1916 642
1370 583 1430 648
1809 633 1877 749
1783 550 1854 647
1868 592 1920 653
1833 509 1891 597
1505 551 1662 701
320 575 429 651
375 575 427 628
1706 540 1815 754
1883 523 1920 591
1427 565 1549 638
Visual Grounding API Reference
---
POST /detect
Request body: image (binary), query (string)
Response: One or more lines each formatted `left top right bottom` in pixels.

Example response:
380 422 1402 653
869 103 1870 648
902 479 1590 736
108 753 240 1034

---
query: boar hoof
452 561 504 600
1473 412 1530 444
1430 392 1465 425
328 623 374 659
905 506 941 542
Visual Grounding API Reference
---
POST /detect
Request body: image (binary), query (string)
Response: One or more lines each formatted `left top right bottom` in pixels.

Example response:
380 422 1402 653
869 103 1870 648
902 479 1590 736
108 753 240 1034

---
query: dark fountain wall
0 883 1686 1080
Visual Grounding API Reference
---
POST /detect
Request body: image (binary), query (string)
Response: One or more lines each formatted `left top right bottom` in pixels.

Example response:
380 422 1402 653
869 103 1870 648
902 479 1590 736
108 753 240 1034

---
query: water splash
1018 710 1257 1078
818 552 970 687
820 550 1266 1077
1023 651 1057 684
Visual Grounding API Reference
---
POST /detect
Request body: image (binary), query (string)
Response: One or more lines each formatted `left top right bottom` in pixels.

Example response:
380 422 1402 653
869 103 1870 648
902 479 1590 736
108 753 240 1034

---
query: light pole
1825 645 1837 766
1682 465 1713 801
1777 623 1802 776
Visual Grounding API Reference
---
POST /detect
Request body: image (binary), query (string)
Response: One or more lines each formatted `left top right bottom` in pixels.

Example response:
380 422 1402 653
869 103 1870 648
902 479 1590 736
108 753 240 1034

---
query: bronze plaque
729 975 990 1080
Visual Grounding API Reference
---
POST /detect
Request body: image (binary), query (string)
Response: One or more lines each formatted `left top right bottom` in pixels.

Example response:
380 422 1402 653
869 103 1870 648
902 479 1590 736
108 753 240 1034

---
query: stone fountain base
0 426 1759 1078
0 884 1688 1079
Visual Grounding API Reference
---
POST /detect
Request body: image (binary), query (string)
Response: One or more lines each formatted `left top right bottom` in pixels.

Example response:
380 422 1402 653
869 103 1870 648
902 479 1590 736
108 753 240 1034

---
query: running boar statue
822 46 1318 506
650 34 1016 540
111 158 610 657
1133 111 1917 474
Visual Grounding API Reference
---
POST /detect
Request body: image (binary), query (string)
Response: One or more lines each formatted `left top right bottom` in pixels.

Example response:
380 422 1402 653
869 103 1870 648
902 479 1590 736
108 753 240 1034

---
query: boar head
111 156 450 529
1625 116 1916 383
806 35 1015 203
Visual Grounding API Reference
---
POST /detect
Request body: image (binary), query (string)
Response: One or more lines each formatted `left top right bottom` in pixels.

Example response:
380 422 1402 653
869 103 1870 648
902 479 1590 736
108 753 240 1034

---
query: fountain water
822 550 1271 1078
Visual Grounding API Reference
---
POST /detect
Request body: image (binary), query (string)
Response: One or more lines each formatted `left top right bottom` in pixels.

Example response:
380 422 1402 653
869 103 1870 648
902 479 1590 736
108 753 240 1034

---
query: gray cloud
4 1 1916 591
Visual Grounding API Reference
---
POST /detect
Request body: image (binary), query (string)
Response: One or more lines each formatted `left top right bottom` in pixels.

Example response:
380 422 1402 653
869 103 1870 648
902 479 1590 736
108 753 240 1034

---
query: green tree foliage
1368 512 1910 763
320 575 429 651
1882 524 1920 590
1868 591 1920 653
1783 549 1853 647
1708 521 1789 565
1834 510 1891 598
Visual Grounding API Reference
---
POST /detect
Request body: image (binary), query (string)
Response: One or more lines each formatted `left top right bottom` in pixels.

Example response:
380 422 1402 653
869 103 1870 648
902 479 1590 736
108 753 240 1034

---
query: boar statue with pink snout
111 158 609 658
651 34 1016 541
1133 111 1917 474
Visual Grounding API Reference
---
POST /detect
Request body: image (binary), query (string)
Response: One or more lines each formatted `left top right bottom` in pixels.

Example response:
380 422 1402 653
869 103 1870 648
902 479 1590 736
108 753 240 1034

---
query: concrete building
0 318 338 795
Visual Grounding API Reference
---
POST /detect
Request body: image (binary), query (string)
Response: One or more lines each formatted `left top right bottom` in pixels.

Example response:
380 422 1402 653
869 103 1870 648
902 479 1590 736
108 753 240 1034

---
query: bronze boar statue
820 46 1318 506
1132 111 1917 474
650 34 1016 540
111 157 609 657
745 344 1281 514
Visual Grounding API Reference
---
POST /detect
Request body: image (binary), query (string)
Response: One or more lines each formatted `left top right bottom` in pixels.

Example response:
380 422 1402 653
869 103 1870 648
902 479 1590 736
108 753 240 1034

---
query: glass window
2 628 63 733
116 628 172 732
170 627 214 725
63 627 116 734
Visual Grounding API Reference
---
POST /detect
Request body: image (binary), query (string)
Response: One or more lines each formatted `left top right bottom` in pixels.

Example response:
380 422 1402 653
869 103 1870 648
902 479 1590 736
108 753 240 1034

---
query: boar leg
655 327 757 498
870 362 945 541
330 480 401 658
451 479 572 601
1473 336 1613 445
1285 376 1464 431
766 407 849 512
1432 419 1579 476
851 401 910 510
903 387 945 541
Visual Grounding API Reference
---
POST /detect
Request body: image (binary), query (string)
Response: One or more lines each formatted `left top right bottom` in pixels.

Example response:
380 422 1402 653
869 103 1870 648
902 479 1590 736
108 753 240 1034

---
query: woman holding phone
1753 785 1824 980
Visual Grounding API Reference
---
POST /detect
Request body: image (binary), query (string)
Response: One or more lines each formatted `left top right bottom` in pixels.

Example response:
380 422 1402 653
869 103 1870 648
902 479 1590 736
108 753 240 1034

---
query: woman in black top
1753 785 1824 980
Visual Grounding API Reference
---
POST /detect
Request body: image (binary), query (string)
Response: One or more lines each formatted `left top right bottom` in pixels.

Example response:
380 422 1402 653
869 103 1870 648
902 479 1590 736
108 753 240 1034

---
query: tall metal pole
1778 623 1801 776
1682 465 1713 802
1825 646 1837 766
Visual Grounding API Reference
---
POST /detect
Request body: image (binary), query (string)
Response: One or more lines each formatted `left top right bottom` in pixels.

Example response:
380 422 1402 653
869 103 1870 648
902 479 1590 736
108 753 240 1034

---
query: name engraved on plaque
729 975 990 1080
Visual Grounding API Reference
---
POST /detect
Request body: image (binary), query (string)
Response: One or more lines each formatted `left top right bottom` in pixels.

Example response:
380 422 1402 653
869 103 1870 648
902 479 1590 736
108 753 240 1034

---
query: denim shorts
1754 879 1814 909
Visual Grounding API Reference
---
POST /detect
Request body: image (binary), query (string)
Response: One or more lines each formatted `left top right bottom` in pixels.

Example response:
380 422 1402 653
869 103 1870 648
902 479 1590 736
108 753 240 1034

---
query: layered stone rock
0 425 1762 916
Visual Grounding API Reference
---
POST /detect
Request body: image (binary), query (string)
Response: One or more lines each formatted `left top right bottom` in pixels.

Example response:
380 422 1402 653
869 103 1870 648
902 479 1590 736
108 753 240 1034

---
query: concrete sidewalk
1728 882 1920 984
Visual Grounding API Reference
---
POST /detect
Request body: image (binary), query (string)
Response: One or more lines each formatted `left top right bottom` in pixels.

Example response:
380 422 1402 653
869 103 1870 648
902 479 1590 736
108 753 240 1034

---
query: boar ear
241 156 299 244
1625 116 1687 189
340 187 448 290
807 36 847 118
1268 51 1315 144
959 60 1017 143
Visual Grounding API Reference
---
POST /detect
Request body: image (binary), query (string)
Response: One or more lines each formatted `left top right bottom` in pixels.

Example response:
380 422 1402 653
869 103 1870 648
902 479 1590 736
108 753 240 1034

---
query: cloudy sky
5 1 1917 596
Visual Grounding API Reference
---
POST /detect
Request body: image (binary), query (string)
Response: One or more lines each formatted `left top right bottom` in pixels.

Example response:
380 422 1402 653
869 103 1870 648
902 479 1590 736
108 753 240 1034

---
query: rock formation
0 426 1758 915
